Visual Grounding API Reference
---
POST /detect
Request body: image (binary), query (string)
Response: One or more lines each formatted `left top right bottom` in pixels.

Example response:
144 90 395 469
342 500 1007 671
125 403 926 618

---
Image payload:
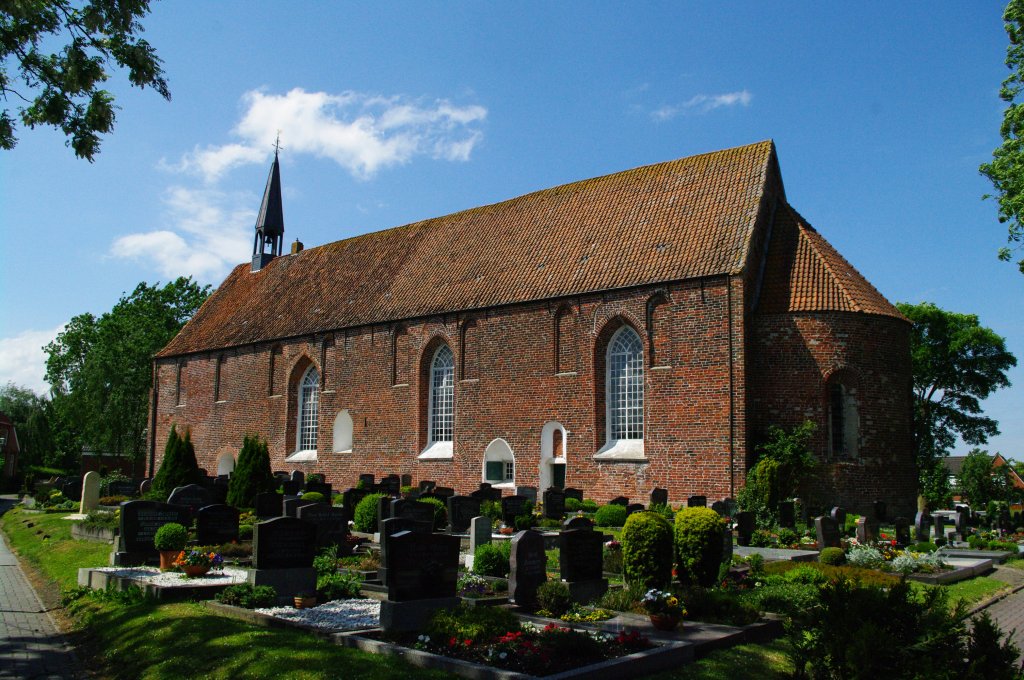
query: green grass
1 508 110 588
648 639 794 679
1003 557 1024 570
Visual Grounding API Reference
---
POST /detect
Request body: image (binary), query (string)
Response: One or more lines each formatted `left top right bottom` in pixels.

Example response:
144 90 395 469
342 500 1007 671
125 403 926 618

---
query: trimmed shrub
152 425 202 499
908 541 937 553
819 547 846 566
426 605 521 643
621 511 673 589
418 496 448 530
226 435 276 508
594 504 629 527
565 497 582 512
536 581 572 616
238 524 253 541
353 493 387 533
581 499 598 513
153 522 188 551
300 491 326 503
216 583 277 609
473 541 512 577
674 507 726 588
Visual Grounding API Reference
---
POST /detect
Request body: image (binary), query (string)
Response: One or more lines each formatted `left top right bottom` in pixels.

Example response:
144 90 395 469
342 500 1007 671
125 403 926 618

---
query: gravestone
107 480 136 498
509 529 548 608
196 504 240 545
501 495 531 525
377 496 394 535
206 482 229 505
515 486 538 504
563 516 594 531
418 480 436 493
873 500 888 522
379 475 401 496
297 503 350 551
253 517 316 569
914 511 933 542
815 516 842 549
358 474 375 488
559 527 608 603
470 516 491 554
62 477 82 502
722 528 734 565
563 488 584 503
711 500 728 516
609 496 629 506
447 496 482 533
933 513 946 541
283 497 316 518
830 507 847 530
281 481 301 495
167 484 212 519
378 517 417 585
543 488 566 519
778 501 796 529
304 481 332 498
894 517 911 546
723 498 738 517
79 471 101 515
626 503 645 515
434 486 455 498
255 492 284 519
289 470 305 489
342 487 371 518
117 501 190 563
956 507 970 540
855 517 879 544
400 474 413 487
687 495 707 508
138 479 152 495
379 531 461 632
389 499 435 532
650 488 668 507
735 511 755 547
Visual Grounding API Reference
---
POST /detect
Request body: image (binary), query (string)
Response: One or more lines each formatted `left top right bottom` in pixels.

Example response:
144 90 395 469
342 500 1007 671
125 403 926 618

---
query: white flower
499 652 508 660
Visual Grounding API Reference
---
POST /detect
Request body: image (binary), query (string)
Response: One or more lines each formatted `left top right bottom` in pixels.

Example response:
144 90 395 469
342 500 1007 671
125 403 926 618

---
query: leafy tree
151 424 199 498
982 0 1024 273
226 435 275 508
959 449 1014 507
739 420 817 522
919 458 953 511
0 382 59 470
44 277 210 468
897 302 1017 467
1 0 170 160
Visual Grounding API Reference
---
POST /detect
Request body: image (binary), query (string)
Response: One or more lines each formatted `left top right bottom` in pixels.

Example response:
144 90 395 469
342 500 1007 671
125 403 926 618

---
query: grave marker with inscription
510 530 548 608
196 504 240 545
118 501 190 558
253 517 317 569
447 496 482 533
542 488 565 519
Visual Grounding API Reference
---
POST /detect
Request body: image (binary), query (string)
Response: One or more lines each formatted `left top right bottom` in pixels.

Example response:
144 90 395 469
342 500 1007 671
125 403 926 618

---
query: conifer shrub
819 547 846 566
594 504 629 527
152 425 202 499
226 435 276 509
674 507 727 587
353 493 387 533
621 511 673 589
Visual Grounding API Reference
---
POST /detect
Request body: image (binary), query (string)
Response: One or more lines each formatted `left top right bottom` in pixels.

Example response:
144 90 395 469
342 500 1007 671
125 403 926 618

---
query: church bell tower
251 143 284 272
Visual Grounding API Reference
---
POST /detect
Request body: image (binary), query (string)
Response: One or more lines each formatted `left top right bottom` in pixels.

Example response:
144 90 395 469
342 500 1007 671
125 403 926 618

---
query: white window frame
595 325 645 460
292 365 320 458
482 438 515 488
420 345 455 459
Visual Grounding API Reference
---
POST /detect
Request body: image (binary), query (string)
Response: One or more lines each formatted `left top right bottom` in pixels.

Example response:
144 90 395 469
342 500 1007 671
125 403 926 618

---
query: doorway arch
539 421 567 491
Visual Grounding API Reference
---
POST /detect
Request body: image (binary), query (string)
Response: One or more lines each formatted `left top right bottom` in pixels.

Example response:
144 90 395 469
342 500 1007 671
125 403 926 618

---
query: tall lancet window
428 346 455 444
607 326 644 441
297 366 320 452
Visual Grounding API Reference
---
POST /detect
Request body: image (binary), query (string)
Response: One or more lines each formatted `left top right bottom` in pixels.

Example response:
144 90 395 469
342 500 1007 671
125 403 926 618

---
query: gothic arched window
297 365 320 452
428 345 454 444
606 326 644 442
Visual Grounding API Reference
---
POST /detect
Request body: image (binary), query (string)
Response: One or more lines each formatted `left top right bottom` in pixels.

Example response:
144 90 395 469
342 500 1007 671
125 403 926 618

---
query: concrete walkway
0 495 81 679
974 564 1024 669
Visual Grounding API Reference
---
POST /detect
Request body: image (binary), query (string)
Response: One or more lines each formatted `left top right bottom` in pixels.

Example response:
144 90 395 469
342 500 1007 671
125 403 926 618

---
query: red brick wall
152 277 748 506
748 312 917 517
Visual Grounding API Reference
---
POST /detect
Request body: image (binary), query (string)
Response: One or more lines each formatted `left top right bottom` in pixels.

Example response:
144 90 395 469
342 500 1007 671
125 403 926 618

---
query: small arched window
428 345 454 444
333 409 353 453
297 365 320 452
483 439 515 485
607 326 644 441
828 379 859 457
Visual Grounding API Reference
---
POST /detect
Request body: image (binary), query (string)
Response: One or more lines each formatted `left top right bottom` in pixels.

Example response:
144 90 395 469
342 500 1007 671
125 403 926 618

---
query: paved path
975 565 1024 669
0 496 81 679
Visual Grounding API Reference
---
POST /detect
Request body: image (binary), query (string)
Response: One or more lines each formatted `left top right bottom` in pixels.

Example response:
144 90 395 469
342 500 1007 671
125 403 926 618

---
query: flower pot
294 595 316 609
182 565 210 577
159 550 180 571
649 613 682 631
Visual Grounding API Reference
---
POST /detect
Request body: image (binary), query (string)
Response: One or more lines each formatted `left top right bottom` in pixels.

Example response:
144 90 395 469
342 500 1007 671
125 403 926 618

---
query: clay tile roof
757 203 904 320
158 141 778 358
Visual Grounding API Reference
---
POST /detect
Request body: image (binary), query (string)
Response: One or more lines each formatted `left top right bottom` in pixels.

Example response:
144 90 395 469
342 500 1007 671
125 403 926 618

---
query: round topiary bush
536 580 571 616
565 497 582 512
473 542 512 577
419 496 448 530
300 491 326 503
154 522 188 551
353 493 387 533
621 511 674 589
819 546 846 566
674 507 727 587
581 499 598 513
594 504 629 527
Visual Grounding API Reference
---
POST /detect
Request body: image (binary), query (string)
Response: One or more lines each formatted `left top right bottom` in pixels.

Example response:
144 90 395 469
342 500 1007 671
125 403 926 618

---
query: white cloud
167 88 488 183
0 325 64 396
651 89 752 121
110 187 254 282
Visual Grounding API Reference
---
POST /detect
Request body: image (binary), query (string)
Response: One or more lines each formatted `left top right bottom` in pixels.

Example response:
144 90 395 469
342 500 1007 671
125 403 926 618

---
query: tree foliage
982 0 1024 273
959 448 1015 507
0 382 60 470
226 435 275 509
1 0 170 160
739 420 817 521
896 302 1017 463
44 277 210 465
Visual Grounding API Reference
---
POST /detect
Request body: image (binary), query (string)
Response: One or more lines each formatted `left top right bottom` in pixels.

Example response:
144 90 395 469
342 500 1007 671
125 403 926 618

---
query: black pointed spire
252 141 285 272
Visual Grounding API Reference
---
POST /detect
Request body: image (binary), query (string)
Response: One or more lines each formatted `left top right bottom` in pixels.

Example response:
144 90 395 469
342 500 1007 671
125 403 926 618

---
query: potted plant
642 588 686 631
176 549 224 577
154 523 188 571
294 591 317 609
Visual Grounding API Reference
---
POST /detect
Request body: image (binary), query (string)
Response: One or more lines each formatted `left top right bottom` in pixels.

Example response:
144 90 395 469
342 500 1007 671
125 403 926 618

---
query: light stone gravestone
470 516 492 554
79 471 101 515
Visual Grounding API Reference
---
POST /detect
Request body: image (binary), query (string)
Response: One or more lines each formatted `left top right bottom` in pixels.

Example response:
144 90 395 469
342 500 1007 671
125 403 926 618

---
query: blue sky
0 2 1020 458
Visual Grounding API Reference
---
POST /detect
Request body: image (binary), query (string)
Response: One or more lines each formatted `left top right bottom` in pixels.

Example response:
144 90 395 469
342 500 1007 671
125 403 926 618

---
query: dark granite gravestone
778 501 796 529
119 501 191 556
609 496 629 506
687 495 707 508
384 530 461 601
400 474 412 487
283 497 316 518
304 481 332 498
206 482 229 505
515 486 538 504
342 487 371 518
196 504 240 545
510 529 548 608
447 496 482 533
377 496 394 534
711 500 728 516
255 492 284 519
873 500 888 522
61 477 82 502
543 488 566 519
563 488 584 503
723 498 738 517
389 499 435 532
933 513 946 541
378 517 416 585
297 503 349 550
830 507 847 530
379 476 401 496
253 517 317 569
501 495 531 525
956 507 970 540
894 517 911 546
358 474 375 488
418 480 436 493
914 511 933 542
815 516 842 549
559 527 608 603
107 480 136 498
290 471 305 489
626 503 645 515
563 516 594 530
650 488 668 507
167 484 213 519
855 517 879 544
434 486 455 498
138 479 152 495
475 483 502 502
281 480 301 495
735 511 755 547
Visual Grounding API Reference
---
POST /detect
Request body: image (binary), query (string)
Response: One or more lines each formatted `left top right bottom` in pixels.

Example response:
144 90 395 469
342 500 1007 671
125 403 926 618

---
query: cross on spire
273 132 283 156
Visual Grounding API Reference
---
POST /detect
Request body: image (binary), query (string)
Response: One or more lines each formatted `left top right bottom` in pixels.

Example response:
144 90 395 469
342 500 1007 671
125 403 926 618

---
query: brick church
148 140 916 515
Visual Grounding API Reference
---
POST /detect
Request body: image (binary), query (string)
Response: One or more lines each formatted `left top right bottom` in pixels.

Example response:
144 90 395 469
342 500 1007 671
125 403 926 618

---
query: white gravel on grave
92 566 249 587
255 599 381 631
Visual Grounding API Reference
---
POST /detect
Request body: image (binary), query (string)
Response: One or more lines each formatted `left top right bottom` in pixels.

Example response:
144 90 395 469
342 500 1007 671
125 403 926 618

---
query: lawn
1 508 110 588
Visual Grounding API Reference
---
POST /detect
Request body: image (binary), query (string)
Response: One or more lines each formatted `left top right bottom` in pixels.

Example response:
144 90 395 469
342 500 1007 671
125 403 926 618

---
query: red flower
463 638 472 647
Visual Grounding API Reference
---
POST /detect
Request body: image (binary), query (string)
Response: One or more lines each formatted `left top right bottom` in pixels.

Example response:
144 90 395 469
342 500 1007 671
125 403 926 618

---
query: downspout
728 275 735 499
148 359 159 477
